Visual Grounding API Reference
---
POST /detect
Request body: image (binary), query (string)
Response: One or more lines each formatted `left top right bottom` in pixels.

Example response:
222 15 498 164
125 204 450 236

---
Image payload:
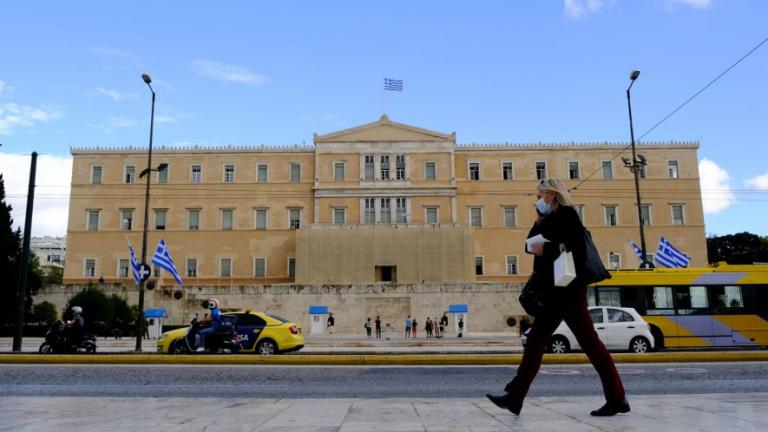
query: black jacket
526 205 588 290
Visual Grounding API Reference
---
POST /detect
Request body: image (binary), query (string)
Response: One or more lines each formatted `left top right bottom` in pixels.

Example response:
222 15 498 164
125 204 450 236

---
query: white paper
525 234 549 250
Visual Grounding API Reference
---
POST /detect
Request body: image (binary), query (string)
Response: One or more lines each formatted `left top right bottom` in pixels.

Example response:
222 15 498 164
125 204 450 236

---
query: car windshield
267 313 289 323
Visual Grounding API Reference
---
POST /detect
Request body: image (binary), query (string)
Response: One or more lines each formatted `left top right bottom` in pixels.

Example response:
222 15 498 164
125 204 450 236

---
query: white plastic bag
554 249 576 287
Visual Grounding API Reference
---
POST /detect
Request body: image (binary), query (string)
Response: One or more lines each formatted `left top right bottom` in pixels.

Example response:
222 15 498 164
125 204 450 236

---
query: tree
0 174 22 328
44 266 63 285
65 285 134 331
30 301 58 326
707 232 768 264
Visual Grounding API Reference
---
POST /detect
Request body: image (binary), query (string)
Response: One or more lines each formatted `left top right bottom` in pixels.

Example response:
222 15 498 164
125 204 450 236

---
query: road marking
616 368 645 374
540 369 581 375
665 367 707 373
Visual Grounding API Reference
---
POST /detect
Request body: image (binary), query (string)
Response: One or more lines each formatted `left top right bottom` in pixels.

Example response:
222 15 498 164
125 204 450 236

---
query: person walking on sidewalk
375 316 382 339
487 178 629 417
404 315 412 338
364 317 372 339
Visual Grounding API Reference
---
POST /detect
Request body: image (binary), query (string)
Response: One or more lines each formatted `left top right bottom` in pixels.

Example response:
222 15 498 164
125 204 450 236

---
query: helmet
204 298 219 309
71 306 82 315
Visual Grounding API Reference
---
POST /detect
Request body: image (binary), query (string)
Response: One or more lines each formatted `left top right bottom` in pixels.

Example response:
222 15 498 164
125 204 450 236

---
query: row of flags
629 236 692 268
128 238 183 285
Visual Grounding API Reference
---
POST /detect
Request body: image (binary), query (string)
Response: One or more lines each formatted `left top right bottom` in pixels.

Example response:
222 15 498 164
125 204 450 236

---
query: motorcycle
170 315 240 354
39 321 97 354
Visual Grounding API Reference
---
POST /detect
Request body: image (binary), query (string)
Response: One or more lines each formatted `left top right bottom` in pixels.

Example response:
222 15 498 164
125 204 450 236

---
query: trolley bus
589 264 768 350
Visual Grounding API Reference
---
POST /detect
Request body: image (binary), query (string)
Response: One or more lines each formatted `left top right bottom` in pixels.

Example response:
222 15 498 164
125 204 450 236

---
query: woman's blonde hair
538 178 574 208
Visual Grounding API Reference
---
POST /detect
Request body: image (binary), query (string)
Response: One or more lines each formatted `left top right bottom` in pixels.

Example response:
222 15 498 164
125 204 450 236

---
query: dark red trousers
506 287 625 402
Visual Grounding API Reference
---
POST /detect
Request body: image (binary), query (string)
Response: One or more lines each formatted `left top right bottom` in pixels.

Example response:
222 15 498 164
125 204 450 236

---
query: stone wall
34 282 527 334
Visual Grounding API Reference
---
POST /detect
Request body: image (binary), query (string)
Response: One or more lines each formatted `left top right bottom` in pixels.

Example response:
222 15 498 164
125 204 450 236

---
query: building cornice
70 144 315 155
456 141 699 151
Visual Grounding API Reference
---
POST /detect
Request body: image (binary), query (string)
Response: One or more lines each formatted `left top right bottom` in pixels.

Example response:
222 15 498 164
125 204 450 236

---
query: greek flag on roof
654 236 691 268
151 239 183 285
127 240 141 285
629 240 644 262
384 78 403 91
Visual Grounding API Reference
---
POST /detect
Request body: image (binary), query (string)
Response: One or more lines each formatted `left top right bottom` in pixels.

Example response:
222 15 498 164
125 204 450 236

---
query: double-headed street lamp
624 70 654 269
135 73 166 351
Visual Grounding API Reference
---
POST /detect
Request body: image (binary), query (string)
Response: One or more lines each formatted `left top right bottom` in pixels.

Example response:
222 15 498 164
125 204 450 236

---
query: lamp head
142 74 152 84
621 157 632 167
629 70 640 81
637 154 647 165
157 163 168 171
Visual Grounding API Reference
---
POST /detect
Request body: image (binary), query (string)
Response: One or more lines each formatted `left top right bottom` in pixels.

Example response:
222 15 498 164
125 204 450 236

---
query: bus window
690 286 708 308
597 287 621 306
724 286 744 308
710 285 745 312
647 286 675 315
587 287 596 307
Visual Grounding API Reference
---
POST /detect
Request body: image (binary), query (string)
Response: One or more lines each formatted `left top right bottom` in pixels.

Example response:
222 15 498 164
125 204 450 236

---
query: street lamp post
625 70 654 269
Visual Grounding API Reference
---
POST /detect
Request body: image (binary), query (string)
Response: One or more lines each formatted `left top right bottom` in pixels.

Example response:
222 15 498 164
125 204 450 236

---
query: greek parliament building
59 115 706 330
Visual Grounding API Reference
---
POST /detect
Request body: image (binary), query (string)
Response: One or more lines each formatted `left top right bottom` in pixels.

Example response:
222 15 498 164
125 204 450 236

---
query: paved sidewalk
1 393 766 431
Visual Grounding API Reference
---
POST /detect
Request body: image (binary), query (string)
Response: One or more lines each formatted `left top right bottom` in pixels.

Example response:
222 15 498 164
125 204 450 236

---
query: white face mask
536 198 552 215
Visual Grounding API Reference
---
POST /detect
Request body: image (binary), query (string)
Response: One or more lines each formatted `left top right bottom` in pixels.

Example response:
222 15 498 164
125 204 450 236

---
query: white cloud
699 158 735 214
192 60 267 85
108 117 137 128
666 0 712 9
93 87 136 101
564 0 605 18
745 172 768 190
0 80 14 94
0 152 72 237
0 102 62 135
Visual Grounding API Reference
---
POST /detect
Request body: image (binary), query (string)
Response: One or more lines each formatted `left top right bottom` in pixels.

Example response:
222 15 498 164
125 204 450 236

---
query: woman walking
487 178 629 417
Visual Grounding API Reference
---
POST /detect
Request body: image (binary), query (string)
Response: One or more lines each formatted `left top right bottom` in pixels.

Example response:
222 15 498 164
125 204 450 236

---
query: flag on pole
151 239 183 285
655 236 691 268
127 240 141 285
384 78 403 91
629 240 644 262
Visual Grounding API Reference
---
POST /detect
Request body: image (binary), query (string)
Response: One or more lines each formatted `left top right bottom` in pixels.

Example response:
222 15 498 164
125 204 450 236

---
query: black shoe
486 393 523 415
590 398 630 416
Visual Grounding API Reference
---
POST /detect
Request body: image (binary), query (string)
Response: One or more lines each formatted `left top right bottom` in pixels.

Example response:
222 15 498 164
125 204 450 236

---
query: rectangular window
334 162 345 181
723 285 743 308
191 165 202 183
333 207 346 225
651 286 674 310
380 155 390 180
288 257 296 278
602 161 613 179
380 198 391 224
395 197 407 223
224 164 235 183
535 161 547 180
154 209 167 230
604 205 618 226
118 259 129 278
475 256 484 275
569 161 580 180
503 206 516 227
153 264 161 278
257 164 268 183
87 210 100 231
425 161 436 180
120 209 133 231
124 165 136 184
575 205 585 223
84 259 96 278
608 252 621 269
289 208 301 229
290 163 301 183
502 162 513 180
188 209 200 230
254 258 266 277
220 258 232 278
506 256 518 275
254 209 267 230
395 154 406 180
640 204 651 226
364 155 374 180
425 207 438 224
157 164 169 183
364 198 376 224
470 207 482 228
668 160 679 178
221 209 234 230
91 166 102 184
186 258 197 277
469 162 480 181
638 163 647 179
671 204 685 225
690 286 708 309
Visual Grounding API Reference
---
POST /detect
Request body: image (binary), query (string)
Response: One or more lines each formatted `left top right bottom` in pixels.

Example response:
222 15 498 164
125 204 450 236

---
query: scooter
170 315 240 354
39 321 97 354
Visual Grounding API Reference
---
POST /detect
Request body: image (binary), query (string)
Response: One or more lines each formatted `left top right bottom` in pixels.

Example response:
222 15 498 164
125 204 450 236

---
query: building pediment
314 114 455 143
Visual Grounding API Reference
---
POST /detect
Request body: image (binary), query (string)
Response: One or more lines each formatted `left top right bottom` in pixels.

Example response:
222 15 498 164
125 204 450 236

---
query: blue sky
1 0 767 237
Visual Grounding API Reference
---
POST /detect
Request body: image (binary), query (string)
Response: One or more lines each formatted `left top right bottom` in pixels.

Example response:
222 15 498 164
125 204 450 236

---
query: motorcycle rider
196 298 221 352
65 306 86 346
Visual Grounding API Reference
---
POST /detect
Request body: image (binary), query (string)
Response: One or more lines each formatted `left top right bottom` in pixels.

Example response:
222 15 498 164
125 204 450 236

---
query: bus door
674 286 717 347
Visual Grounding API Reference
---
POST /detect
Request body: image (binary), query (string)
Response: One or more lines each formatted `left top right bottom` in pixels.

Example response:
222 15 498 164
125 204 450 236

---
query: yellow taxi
157 309 304 355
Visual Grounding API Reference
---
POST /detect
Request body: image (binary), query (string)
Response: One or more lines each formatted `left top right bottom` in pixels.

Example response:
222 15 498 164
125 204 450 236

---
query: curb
1 351 767 365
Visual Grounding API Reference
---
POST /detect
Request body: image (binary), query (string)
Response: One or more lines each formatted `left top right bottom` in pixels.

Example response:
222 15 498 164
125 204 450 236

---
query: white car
522 306 655 354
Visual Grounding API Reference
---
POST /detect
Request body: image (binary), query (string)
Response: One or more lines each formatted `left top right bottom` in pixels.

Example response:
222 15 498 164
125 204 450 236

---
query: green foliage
30 301 58 326
707 232 768 264
65 285 134 329
44 266 64 285
0 174 22 327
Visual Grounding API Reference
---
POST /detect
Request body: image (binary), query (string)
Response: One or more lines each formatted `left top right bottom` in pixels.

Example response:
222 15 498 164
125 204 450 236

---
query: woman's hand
530 243 544 256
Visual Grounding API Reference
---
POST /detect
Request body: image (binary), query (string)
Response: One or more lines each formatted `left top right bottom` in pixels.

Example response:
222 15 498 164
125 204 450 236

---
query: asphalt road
1 362 766 398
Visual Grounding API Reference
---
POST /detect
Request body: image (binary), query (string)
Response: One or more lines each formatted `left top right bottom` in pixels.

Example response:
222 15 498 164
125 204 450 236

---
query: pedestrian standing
411 318 418 338
375 315 382 339
327 313 335 334
404 315 412 338
364 317 372 339
458 316 464 338
425 317 433 338
487 178 628 417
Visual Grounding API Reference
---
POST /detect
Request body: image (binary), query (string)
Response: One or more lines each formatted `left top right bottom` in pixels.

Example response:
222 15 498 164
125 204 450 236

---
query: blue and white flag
151 239 183 285
384 78 403 91
629 240 644 262
128 241 141 285
655 236 691 268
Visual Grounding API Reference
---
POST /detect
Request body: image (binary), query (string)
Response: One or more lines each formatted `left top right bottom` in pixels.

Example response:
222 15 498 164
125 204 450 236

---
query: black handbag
578 228 611 285
519 272 551 317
